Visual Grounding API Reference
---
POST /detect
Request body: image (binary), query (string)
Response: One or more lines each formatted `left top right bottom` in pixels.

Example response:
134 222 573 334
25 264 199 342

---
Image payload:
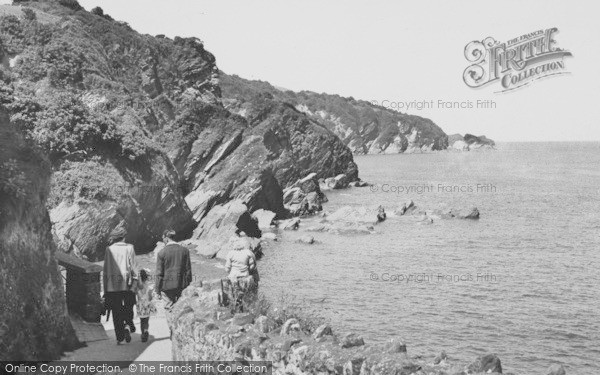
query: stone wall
56 252 103 322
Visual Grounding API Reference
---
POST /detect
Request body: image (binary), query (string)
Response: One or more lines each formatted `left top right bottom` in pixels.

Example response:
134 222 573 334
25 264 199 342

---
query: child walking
136 269 157 342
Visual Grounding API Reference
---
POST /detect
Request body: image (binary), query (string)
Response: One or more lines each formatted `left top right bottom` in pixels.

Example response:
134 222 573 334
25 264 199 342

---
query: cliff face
0 1 358 260
220 73 449 154
0 109 79 360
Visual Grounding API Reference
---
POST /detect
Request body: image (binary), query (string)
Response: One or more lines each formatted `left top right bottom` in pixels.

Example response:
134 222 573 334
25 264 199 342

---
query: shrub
15 39 85 85
0 15 25 54
21 8 36 21
0 159 28 198
48 157 124 207
22 19 55 46
90 6 103 16
29 92 114 159
57 0 82 11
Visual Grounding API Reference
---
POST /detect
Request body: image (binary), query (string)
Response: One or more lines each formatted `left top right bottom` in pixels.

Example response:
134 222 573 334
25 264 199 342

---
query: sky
8 0 600 141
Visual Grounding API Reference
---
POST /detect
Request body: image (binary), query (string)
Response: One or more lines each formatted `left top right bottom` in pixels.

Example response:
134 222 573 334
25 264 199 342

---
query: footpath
53 255 228 374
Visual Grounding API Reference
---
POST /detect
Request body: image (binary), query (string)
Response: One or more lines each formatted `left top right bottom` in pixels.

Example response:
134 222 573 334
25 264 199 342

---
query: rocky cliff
0 108 79 360
220 73 449 154
0 1 358 260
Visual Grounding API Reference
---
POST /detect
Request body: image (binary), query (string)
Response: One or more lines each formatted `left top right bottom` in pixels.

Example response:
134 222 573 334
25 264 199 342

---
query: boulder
261 232 278 241
255 315 276 333
280 218 301 230
452 207 480 220
188 200 261 259
283 187 303 205
304 222 372 236
252 209 276 229
466 353 502 374
395 200 416 216
340 333 365 348
231 313 254 326
327 205 381 224
283 173 327 215
313 324 333 339
333 174 349 189
547 364 566 375
296 172 319 193
280 318 301 336
296 235 316 245
376 206 387 222
416 215 434 225
385 338 407 354
321 174 349 190
281 338 302 352
433 350 447 364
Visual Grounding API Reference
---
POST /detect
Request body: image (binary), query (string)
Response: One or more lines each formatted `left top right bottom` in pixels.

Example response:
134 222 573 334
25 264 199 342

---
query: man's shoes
124 328 131 343
141 331 149 343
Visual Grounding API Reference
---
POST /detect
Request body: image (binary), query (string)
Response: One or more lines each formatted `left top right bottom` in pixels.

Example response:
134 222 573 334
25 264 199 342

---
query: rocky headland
220 73 450 154
448 134 496 151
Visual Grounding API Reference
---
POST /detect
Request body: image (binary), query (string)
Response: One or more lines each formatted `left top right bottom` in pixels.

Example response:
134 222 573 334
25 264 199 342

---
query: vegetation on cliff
220 73 449 154
0 0 358 260
0 108 79 360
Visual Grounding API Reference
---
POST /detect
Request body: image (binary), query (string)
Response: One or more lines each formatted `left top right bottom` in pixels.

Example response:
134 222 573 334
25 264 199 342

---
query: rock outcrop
0 109 79 360
168 280 526 374
49 153 196 261
220 73 449 154
448 133 495 151
0 2 359 260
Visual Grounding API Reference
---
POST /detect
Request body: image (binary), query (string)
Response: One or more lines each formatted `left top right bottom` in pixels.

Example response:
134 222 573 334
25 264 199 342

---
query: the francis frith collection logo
463 28 572 93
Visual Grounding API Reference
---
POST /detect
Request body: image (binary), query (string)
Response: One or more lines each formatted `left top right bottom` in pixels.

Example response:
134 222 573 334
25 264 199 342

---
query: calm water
260 142 600 374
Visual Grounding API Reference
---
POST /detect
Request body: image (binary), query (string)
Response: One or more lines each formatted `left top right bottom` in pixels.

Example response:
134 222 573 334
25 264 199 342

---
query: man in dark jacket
155 229 192 308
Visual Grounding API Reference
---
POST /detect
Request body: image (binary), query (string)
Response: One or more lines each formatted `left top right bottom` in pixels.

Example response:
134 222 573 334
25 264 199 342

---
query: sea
260 142 600 374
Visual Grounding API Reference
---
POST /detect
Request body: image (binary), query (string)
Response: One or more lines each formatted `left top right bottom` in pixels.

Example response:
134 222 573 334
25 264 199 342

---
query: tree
22 8 36 21
91 6 104 16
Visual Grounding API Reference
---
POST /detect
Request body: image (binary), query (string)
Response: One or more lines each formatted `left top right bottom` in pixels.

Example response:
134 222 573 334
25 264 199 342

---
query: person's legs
124 291 136 333
140 317 149 342
107 292 125 342
163 288 182 308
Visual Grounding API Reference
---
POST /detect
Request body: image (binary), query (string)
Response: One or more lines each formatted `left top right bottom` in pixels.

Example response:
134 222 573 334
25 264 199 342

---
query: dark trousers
140 317 149 333
106 291 136 341
163 288 183 308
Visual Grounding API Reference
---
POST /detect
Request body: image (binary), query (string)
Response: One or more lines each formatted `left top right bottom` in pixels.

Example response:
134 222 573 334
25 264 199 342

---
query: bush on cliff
0 158 27 198
21 7 37 21
57 0 82 11
90 6 103 16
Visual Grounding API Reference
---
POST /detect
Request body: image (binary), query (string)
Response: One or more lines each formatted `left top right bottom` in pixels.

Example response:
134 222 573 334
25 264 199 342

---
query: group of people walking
102 227 258 344
102 228 192 344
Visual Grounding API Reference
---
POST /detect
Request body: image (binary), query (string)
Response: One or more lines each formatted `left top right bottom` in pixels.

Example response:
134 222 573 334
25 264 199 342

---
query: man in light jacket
103 227 136 344
155 230 192 308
